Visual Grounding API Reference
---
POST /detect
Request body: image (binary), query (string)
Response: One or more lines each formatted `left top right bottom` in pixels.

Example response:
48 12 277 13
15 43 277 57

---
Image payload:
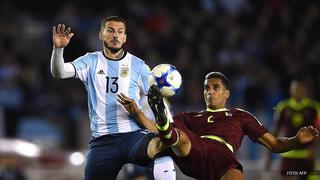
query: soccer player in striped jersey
118 72 319 180
50 16 175 180
265 79 320 179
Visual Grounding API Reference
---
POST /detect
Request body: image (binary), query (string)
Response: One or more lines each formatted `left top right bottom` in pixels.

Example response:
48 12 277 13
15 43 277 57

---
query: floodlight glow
69 152 85 166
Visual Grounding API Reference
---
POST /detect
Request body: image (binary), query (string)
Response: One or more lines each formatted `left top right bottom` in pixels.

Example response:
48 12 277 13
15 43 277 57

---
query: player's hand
296 126 319 144
52 24 74 48
117 93 140 116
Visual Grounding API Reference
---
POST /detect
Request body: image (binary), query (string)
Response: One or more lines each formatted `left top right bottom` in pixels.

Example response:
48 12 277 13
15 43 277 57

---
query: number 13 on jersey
106 76 119 93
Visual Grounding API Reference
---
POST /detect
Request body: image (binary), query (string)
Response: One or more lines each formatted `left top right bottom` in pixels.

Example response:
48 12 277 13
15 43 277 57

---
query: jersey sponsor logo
225 112 233 117
207 115 214 123
97 69 105 74
120 66 129 77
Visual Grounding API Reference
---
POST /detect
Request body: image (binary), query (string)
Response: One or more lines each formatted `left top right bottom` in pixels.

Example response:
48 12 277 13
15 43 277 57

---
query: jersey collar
206 108 228 112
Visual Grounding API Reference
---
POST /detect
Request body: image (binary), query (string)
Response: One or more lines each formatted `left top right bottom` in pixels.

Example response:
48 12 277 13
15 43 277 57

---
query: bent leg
220 168 244 180
147 85 191 157
171 129 191 157
148 85 179 145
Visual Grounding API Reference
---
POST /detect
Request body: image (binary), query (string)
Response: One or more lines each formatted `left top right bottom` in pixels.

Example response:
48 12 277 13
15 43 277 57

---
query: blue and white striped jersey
71 51 151 137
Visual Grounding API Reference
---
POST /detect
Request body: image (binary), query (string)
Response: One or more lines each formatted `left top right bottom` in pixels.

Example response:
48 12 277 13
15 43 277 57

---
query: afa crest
120 66 129 77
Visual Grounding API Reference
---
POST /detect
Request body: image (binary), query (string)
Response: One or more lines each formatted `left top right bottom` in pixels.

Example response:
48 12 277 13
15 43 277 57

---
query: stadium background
0 0 319 179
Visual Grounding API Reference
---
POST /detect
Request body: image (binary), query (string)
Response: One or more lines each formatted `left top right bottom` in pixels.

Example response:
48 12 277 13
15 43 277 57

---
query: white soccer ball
149 64 182 97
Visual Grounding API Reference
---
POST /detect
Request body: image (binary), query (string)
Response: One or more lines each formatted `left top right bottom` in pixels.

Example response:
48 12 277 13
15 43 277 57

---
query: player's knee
147 137 166 158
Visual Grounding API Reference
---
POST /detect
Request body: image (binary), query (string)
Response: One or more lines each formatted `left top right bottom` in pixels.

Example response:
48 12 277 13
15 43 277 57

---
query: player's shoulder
85 51 100 57
274 98 291 112
126 52 150 69
78 51 100 62
127 52 145 63
232 108 263 125
305 98 320 109
232 108 257 118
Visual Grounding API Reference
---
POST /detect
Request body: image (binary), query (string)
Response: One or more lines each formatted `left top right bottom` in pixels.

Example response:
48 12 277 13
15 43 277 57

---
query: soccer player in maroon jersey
265 79 320 179
117 72 319 180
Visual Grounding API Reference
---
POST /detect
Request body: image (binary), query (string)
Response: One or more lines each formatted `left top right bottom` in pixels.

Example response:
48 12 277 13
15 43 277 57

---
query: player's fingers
57 24 62 34
120 93 132 102
52 26 57 35
117 93 126 101
117 94 124 101
120 93 129 99
312 127 319 135
116 96 125 104
117 94 132 104
64 27 71 35
61 24 65 33
308 126 319 135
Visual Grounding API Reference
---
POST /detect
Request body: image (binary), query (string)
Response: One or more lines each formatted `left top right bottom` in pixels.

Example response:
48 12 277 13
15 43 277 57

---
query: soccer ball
149 64 182 97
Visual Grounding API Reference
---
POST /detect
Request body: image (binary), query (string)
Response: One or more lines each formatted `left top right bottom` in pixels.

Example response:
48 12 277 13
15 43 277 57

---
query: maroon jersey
173 108 268 153
170 108 268 179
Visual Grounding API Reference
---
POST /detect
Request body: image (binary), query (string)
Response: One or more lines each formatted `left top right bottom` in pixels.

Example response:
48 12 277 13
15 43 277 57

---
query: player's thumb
68 33 75 39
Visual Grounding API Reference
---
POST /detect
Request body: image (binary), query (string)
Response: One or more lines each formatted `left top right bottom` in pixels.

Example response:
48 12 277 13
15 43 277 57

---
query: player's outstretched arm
258 126 319 153
117 93 158 132
50 24 76 79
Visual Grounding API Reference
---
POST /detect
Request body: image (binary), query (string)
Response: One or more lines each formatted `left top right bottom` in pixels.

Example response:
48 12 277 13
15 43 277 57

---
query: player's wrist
291 136 300 145
53 46 64 55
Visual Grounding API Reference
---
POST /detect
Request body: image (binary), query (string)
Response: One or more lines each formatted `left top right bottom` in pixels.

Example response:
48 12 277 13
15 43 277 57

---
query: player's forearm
50 47 75 78
133 109 158 132
271 136 299 153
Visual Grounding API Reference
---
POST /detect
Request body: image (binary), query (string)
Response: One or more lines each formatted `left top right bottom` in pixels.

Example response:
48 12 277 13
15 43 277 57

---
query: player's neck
103 48 125 60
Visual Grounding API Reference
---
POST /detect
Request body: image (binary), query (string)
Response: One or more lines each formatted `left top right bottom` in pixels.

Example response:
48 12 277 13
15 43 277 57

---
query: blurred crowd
0 0 319 156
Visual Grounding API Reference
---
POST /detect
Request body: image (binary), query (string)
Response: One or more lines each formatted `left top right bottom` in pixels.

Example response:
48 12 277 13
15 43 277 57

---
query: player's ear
224 90 230 99
123 33 127 43
99 30 103 40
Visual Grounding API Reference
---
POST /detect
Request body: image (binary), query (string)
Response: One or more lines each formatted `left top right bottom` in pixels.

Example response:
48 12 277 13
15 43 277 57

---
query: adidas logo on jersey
97 69 105 74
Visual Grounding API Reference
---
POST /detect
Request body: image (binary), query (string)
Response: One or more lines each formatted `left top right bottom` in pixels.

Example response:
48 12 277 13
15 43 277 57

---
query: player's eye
213 85 220 91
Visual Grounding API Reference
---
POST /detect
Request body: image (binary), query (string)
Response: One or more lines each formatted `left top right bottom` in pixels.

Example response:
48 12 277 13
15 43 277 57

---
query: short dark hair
205 72 230 90
101 16 127 31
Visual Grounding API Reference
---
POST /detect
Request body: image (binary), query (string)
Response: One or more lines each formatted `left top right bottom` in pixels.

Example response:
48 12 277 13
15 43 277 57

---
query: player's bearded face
100 21 126 53
104 40 124 53
204 78 229 109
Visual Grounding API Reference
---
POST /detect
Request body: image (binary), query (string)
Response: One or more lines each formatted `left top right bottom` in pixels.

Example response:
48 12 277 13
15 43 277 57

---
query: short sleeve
71 53 92 82
242 112 269 142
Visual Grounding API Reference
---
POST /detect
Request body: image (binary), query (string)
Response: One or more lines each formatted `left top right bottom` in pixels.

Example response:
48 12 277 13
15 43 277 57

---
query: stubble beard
104 41 123 54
